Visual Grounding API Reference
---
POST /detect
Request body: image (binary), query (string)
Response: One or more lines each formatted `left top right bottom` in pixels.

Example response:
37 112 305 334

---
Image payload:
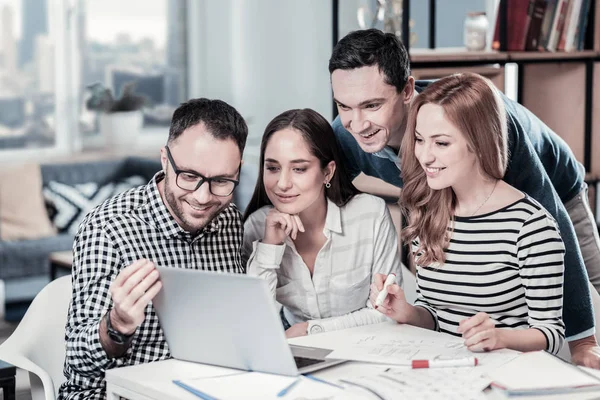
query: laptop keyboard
294 356 324 369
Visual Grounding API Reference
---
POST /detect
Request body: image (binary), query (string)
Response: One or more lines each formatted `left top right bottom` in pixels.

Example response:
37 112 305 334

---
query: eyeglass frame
164 146 240 197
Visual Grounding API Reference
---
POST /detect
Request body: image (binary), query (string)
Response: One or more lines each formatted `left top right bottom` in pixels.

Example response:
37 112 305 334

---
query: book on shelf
525 0 549 50
559 0 585 51
492 0 535 51
546 0 570 51
538 0 560 50
575 0 592 50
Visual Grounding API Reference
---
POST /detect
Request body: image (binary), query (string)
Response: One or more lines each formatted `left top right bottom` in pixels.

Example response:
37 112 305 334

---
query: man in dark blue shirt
330 29 600 368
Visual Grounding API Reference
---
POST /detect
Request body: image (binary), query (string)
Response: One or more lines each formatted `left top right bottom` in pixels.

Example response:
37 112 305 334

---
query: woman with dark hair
371 73 566 354
243 108 402 338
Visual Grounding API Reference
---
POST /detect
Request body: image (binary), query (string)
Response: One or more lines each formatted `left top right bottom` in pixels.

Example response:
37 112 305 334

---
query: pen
375 273 396 307
277 377 301 397
304 374 344 389
412 356 479 369
173 380 219 400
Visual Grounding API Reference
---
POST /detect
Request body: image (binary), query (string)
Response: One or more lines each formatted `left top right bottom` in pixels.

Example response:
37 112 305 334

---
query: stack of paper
487 351 600 396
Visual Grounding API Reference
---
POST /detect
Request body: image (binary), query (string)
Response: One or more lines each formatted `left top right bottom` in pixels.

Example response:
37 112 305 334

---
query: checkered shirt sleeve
58 173 244 399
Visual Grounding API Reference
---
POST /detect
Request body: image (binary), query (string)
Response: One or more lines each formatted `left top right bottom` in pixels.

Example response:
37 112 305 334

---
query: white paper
338 368 489 400
327 331 472 365
177 372 344 400
488 351 600 392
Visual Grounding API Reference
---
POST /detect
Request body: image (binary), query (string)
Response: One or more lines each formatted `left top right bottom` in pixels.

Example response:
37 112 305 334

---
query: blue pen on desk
173 380 218 400
277 377 301 397
304 374 344 389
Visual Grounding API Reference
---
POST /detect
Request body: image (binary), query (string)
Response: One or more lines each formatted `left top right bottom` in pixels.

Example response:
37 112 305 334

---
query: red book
492 0 534 51
525 0 548 50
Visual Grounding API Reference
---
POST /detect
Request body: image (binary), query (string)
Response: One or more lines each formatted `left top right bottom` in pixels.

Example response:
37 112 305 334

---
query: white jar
464 12 488 51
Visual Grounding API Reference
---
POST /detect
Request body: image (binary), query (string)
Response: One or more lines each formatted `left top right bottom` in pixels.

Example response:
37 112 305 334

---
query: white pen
412 356 479 369
375 273 396 307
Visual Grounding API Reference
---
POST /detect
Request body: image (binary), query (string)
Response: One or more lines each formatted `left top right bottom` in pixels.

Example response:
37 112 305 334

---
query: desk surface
104 322 600 400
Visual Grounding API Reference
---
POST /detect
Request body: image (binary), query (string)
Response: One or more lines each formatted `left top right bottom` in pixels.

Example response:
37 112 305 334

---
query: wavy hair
400 73 508 266
243 109 360 221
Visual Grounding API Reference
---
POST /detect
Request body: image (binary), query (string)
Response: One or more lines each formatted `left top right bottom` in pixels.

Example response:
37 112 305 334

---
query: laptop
153 266 346 376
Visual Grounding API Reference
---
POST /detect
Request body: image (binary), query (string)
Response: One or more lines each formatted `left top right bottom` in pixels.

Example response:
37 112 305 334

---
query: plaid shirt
58 172 244 400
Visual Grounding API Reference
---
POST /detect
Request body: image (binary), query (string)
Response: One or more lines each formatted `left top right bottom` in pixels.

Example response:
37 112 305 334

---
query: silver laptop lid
153 266 299 376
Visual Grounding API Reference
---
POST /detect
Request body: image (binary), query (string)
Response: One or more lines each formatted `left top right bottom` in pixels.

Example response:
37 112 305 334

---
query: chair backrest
0 276 72 400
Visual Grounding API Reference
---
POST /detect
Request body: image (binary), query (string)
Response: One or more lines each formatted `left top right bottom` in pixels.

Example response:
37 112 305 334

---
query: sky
0 0 167 47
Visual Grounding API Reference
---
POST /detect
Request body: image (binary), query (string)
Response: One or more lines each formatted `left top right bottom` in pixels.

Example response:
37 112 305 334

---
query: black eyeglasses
165 146 239 197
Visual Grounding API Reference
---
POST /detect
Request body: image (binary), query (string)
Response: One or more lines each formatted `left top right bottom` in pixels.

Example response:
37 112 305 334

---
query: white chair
0 276 71 400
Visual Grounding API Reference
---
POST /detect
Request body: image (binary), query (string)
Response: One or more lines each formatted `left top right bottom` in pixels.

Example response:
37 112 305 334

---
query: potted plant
86 82 150 148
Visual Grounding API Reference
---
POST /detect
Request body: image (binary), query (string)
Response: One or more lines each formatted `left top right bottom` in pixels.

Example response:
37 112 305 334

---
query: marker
375 273 396 307
412 357 479 369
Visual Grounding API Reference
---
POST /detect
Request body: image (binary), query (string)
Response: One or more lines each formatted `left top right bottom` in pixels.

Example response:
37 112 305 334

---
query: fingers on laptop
110 259 162 328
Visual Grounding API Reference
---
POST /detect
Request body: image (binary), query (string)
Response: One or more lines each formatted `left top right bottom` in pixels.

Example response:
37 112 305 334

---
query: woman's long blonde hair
400 73 508 266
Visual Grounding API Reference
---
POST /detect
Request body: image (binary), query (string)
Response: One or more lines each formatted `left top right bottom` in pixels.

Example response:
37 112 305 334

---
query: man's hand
109 259 162 334
570 335 600 369
285 322 308 338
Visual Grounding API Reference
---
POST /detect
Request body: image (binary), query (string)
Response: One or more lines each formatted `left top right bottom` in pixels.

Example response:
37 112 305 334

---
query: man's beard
163 173 228 234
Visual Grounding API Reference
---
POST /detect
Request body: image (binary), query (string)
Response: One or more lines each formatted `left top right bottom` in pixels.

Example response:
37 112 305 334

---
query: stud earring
325 182 331 189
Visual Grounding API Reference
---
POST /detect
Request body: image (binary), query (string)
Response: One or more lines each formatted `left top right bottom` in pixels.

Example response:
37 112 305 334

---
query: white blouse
243 193 402 334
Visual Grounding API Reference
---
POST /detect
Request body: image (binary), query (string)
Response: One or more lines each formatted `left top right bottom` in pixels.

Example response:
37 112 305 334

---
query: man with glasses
60 98 248 400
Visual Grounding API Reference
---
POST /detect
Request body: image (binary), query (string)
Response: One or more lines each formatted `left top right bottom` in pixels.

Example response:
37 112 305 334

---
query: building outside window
0 0 188 152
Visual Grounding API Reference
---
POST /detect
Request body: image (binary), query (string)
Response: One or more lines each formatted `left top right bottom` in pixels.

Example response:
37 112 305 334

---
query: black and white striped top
413 196 566 354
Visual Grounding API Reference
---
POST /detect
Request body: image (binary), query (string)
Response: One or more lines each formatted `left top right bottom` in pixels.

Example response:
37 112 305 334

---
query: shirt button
309 324 324 334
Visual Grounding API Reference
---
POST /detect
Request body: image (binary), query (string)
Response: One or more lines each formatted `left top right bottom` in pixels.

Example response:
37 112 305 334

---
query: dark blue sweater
333 80 592 338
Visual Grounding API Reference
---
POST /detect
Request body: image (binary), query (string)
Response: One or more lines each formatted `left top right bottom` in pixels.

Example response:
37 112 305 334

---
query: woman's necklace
470 180 499 216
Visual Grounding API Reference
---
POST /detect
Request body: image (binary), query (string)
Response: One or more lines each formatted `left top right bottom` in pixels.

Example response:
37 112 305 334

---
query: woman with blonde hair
371 73 565 354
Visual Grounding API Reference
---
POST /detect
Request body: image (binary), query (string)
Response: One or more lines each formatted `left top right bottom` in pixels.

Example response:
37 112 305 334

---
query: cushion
43 175 145 234
0 163 57 241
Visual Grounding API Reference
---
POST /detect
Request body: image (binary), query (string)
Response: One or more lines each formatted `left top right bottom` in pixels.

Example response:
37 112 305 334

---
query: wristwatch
105 310 135 345
307 321 324 335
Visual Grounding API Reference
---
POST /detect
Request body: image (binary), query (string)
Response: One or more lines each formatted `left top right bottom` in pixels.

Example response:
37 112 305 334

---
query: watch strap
105 309 135 345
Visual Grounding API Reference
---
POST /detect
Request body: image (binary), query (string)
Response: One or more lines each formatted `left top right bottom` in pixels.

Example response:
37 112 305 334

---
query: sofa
0 157 162 282
0 155 257 284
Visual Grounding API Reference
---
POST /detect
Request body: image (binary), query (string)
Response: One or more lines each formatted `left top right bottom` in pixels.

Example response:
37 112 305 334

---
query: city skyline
0 0 186 149
0 0 167 47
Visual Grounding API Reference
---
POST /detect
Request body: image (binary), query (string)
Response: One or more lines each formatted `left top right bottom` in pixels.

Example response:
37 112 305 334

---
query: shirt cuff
253 241 285 268
566 327 596 342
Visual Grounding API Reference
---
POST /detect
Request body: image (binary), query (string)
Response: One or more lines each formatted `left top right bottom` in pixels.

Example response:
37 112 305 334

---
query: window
0 0 188 153
80 0 188 139
0 0 55 150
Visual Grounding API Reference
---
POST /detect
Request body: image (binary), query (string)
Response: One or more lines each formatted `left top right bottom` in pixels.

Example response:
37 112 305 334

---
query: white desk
104 322 599 400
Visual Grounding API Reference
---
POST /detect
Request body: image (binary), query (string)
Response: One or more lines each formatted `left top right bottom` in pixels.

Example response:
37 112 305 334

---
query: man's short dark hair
167 98 248 155
329 29 410 93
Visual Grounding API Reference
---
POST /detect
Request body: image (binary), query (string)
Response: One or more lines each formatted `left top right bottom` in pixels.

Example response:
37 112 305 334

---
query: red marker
412 356 478 369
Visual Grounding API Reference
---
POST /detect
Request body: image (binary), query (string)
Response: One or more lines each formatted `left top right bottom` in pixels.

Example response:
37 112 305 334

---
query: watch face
108 329 129 345
106 311 134 345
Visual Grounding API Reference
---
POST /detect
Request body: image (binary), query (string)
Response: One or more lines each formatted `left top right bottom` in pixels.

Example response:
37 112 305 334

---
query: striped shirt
244 194 401 334
413 196 566 354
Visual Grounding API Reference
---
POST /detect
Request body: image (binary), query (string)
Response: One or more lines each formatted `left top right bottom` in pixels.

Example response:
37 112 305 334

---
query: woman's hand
370 273 413 324
285 322 308 338
458 312 505 352
263 209 305 245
